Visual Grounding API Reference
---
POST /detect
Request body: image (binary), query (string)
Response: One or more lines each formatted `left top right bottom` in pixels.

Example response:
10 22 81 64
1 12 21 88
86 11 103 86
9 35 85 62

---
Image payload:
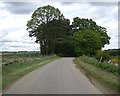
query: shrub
80 56 118 75
95 50 111 62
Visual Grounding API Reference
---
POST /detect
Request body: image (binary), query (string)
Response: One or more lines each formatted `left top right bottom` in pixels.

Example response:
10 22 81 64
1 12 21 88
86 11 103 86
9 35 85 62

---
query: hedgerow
80 56 119 75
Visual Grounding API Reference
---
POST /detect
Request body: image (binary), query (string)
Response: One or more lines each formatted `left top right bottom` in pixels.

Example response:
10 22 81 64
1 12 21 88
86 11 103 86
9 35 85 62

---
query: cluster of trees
26 5 110 57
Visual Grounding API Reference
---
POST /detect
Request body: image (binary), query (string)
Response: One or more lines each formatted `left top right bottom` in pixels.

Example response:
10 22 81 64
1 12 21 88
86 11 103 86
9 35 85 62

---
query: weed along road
4 58 102 94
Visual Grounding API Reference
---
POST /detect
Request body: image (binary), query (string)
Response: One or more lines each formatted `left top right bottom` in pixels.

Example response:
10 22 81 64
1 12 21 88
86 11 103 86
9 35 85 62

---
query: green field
2 51 59 90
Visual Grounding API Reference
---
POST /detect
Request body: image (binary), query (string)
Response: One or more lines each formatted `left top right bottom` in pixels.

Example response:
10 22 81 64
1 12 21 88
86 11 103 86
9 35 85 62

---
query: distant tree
72 17 110 48
41 19 72 55
26 5 65 55
72 29 102 56
72 17 97 31
54 36 76 57
26 6 110 57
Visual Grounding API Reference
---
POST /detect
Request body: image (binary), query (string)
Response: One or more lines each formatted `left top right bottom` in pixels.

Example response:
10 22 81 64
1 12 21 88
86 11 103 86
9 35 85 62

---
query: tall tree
72 17 110 48
72 17 97 31
41 19 72 55
72 29 102 56
26 5 65 55
71 17 110 56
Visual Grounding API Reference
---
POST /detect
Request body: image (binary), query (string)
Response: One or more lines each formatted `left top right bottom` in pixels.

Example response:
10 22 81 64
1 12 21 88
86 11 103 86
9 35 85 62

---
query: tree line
26 5 110 57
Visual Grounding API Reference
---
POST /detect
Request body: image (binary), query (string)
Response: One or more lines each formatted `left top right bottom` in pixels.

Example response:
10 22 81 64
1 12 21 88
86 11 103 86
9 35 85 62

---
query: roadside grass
0 54 2 93
0 67 1 93
2 55 59 90
73 57 119 93
80 56 119 75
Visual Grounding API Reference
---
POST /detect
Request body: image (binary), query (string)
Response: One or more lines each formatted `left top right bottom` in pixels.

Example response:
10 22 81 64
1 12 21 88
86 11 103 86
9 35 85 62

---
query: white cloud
0 2 118 51
0 3 40 51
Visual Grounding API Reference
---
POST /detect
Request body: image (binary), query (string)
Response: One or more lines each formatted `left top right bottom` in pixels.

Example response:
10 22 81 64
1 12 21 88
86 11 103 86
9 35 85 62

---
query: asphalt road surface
4 58 102 94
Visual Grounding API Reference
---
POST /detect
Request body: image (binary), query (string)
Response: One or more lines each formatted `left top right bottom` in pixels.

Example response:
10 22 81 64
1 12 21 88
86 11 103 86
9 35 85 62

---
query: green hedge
80 56 119 75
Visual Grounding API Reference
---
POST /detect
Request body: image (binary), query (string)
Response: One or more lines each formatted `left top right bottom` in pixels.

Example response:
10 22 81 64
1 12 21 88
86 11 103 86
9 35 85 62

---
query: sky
0 2 119 51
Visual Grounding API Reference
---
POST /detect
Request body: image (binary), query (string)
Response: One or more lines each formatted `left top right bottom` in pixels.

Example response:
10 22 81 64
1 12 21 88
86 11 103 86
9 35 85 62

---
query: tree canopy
26 5 110 57
26 5 68 55
72 29 102 56
72 17 110 48
71 17 110 56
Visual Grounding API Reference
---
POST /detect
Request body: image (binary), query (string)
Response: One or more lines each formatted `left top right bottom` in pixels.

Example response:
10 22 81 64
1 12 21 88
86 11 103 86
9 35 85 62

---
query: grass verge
73 57 118 93
2 55 59 91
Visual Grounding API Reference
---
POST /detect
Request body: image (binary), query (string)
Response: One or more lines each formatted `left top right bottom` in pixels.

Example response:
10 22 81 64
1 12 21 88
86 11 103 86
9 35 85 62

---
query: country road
4 58 102 94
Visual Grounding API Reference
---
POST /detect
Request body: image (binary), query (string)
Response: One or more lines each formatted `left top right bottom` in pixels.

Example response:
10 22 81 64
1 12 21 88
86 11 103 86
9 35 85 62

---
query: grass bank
2 55 59 90
73 56 118 93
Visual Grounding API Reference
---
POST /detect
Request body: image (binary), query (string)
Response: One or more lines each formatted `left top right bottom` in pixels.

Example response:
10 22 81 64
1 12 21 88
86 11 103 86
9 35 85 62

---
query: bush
80 56 118 75
95 50 111 62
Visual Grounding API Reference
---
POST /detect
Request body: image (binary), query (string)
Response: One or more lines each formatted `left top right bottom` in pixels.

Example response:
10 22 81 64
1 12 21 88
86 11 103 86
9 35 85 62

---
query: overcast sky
0 2 118 51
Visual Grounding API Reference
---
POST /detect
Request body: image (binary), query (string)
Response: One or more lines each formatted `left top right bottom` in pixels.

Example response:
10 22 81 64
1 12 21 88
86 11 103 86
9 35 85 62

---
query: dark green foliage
72 17 110 48
26 6 110 57
26 5 65 55
72 17 97 31
54 39 76 57
41 19 72 55
71 17 110 56
72 29 102 56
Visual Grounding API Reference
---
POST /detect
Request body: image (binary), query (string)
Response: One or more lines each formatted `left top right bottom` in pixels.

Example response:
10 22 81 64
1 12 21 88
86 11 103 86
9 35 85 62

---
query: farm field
2 51 59 90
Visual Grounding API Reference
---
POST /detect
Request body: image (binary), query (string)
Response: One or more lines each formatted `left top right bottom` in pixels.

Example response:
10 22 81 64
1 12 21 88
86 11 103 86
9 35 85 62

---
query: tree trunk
40 40 46 56
51 41 55 55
